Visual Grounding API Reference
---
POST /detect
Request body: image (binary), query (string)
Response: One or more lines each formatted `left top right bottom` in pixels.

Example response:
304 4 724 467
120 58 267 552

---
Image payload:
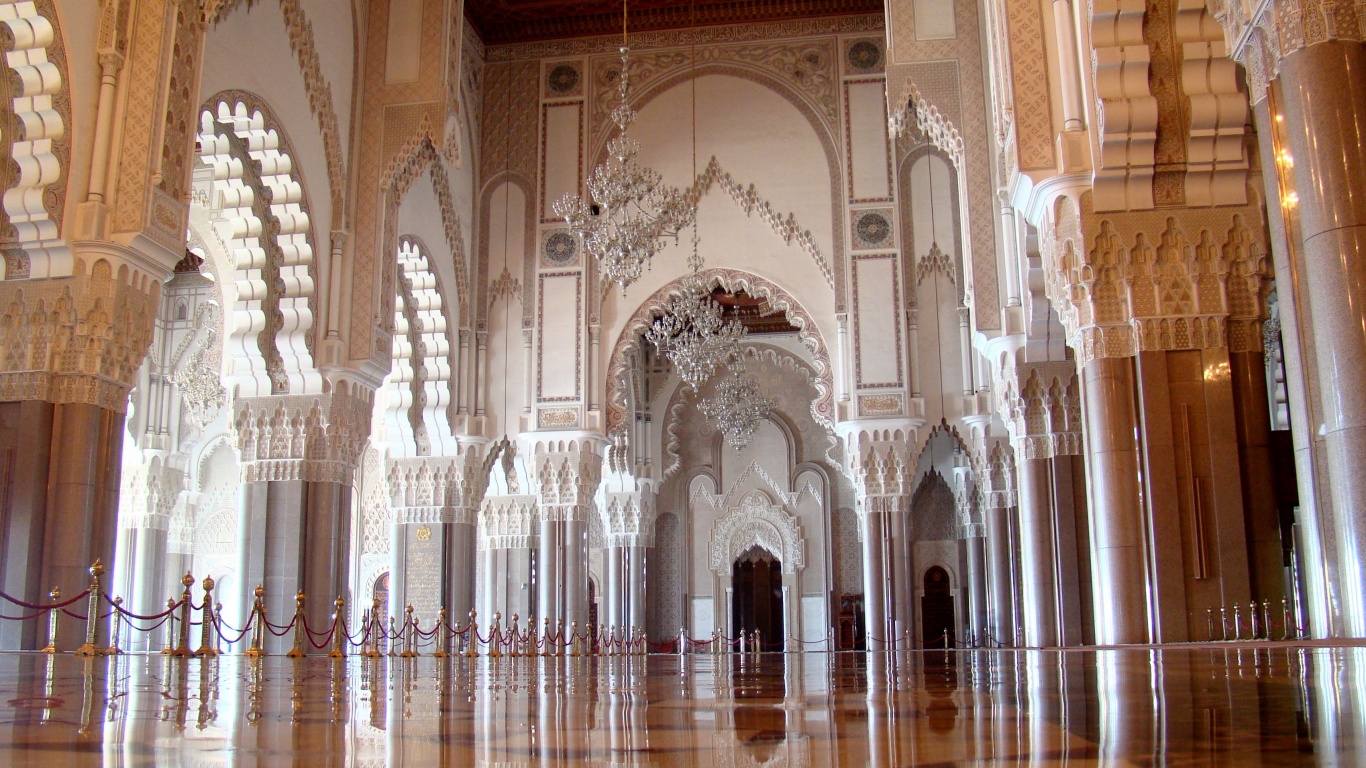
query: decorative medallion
545 62 582 97
542 230 579 267
416 525 432 542
852 209 893 250
845 39 883 74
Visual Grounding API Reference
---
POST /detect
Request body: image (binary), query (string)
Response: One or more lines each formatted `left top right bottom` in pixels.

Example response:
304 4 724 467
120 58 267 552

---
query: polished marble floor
0 645 1361 766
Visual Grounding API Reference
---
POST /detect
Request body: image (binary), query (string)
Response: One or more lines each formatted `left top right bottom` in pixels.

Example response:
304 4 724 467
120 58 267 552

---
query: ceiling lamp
553 2 694 293
644 273 746 389
699 365 774 451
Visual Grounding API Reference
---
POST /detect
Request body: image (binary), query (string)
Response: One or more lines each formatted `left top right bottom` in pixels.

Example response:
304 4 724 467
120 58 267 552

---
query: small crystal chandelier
553 2 694 293
699 365 774 450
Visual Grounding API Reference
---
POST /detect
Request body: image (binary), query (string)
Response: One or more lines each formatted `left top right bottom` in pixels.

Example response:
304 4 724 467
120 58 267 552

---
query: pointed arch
606 268 835 439
196 92 320 397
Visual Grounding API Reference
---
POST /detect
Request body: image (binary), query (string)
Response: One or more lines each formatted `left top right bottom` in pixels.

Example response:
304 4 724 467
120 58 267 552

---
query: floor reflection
0 646 1359 765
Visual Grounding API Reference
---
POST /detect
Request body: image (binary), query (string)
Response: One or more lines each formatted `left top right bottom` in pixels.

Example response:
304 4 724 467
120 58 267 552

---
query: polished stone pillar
860 508 888 650
1017 457 1059 646
984 502 1016 646
1082 357 1149 644
888 504 912 648
1278 41 1366 635
0 402 123 651
962 533 987 644
444 521 477 620
537 518 559 622
562 519 586 629
1230 348 1287 605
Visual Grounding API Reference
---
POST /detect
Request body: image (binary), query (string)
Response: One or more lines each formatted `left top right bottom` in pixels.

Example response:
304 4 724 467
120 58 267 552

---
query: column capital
1213 0 1366 101
233 381 376 484
1039 196 1273 368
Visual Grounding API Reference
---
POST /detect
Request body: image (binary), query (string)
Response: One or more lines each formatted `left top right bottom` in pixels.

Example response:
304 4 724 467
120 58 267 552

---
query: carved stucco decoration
708 490 805 575
387 235 459 458
476 61 539 333
1210 0 1366 101
533 437 603 524
605 269 835 437
885 0 999 331
198 94 321 397
232 380 375 484
0 0 72 280
387 449 487 526
1039 193 1273 367
0 259 158 411
991 360 1084 460
478 494 538 550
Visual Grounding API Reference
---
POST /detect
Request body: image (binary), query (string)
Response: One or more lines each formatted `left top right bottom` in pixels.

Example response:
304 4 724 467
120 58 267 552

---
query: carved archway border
198 91 321 397
605 269 835 438
707 490 805 575
660 343 825 481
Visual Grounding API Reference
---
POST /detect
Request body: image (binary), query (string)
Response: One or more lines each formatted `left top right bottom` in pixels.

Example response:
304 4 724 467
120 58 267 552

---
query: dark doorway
920 566 955 648
732 547 784 652
588 576 599 653
372 572 390 620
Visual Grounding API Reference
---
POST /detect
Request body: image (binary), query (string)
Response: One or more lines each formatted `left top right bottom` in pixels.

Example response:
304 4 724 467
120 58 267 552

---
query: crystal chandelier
644 272 746 389
553 36 694 292
699 366 774 451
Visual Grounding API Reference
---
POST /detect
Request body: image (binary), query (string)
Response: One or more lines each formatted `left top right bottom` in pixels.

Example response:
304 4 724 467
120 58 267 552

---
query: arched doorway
921 566 955 648
373 573 390 621
732 546 784 652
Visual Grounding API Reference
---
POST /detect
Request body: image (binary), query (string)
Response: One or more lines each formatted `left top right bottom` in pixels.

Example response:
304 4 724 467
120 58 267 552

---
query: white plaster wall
598 74 839 377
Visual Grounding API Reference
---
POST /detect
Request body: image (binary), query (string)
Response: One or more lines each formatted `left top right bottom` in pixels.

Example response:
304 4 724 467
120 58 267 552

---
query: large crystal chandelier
553 8 694 293
699 365 774 451
644 271 746 389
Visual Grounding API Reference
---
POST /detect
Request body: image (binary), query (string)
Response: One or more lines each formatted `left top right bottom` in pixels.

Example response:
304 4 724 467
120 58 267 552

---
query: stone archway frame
708 490 805 576
660 343 828 482
605 269 835 438
587 60 846 310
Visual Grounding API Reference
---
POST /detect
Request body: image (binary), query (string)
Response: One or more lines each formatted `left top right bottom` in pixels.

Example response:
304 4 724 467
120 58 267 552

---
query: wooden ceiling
465 0 884 45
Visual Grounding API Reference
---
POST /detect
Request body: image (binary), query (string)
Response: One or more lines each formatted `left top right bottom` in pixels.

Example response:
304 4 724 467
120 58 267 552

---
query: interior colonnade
0 0 1358 657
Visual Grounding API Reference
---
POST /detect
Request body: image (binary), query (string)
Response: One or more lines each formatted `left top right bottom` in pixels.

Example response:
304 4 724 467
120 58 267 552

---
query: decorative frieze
233 381 375 484
1040 195 1272 367
992 360 1084 460
0 262 158 412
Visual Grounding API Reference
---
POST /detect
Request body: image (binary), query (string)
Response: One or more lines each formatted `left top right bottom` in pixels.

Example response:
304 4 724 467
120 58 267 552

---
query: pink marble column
984 502 1016 646
1017 456 1059 646
1278 40 1366 636
860 507 888 650
1082 357 1149 644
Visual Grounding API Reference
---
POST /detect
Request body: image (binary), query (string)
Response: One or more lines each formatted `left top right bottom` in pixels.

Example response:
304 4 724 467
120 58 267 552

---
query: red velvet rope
0 587 91 611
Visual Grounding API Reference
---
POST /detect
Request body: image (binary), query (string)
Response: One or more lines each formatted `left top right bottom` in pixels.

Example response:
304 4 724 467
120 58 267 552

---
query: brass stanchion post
286 591 306 658
174 573 194 656
108 597 123 655
40 586 60 654
465 611 478 657
161 598 176 654
244 586 266 658
329 596 347 659
195 576 218 657
75 560 105 656
434 607 448 658
400 605 417 657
